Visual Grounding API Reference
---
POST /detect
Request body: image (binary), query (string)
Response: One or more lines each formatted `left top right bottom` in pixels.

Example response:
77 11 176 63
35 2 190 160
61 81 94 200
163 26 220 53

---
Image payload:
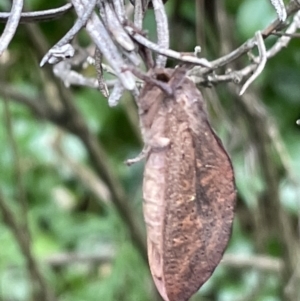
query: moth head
156 73 171 83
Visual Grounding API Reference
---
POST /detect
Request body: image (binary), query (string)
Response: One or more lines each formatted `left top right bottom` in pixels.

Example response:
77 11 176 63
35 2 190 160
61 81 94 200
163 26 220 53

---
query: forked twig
72 0 136 90
239 31 267 95
40 0 97 66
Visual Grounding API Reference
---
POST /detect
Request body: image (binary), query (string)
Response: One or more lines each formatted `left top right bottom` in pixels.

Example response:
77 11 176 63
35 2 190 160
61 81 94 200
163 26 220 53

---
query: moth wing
162 79 236 301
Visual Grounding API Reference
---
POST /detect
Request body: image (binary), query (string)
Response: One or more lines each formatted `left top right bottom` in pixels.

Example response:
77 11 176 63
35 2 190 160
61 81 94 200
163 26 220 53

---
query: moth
131 67 236 301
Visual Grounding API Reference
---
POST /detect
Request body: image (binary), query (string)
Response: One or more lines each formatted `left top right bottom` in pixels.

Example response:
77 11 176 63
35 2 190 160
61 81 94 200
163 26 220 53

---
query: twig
24 22 149 264
152 0 169 67
266 10 300 58
112 0 126 23
40 0 97 66
108 80 126 106
54 62 93 88
125 25 211 67
133 0 144 29
44 247 116 267
190 64 256 86
0 76 148 264
270 0 287 21
0 3 73 23
42 250 284 273
72 0 136 90
234 90 300 299
102 0 135 51
0 83 49 117
221 253 283 272
0 192 58 301
94 47 109 97
190 0 300 77
190 3 300 87
0 0 24 56
2 99 29 241
239 31 267 95
271 31 300 37
284 263 300 299
51 132 112 203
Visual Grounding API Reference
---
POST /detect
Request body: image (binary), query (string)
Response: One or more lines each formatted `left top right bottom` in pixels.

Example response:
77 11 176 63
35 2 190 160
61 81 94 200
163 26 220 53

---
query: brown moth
136 67 236 301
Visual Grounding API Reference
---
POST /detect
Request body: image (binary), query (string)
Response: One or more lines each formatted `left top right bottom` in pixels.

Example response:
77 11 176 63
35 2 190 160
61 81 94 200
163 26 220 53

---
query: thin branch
270 0 287 21
102 0 135 51
233 89 300 299
0 3 73 23
108 80 126 106
71 0 136 90
0 192 58 301
25 22 149 264
271 31 300 37
133 0 144 29
94 47 109 97
112 0 126 23
221 253 283 272
0 83 49 117
43 250 283 273
152 0 169 67
190 4 300 87
51 132 112 204
239 31 267 95
125 26 211 67
44 248 115 267
0 78 148 265
40 0 97 66
2 99 29 240
190 0 300 77
266 10 300 58
0 0 24 56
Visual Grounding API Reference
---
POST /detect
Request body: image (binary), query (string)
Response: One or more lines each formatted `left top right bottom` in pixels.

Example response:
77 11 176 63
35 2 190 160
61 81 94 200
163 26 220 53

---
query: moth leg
125 145 150 166
125 136 170 165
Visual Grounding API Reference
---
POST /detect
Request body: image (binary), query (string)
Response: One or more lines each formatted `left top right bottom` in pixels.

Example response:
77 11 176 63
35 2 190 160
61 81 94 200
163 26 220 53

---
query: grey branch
71 0 136 90
0 3 72 23
0 0 24 56
0 192 58 301
190 0 300 89
270 0 287 21
152 0 169 67
239 31 267 95
42 249 284 274
125 26 211 67
40 0 97 66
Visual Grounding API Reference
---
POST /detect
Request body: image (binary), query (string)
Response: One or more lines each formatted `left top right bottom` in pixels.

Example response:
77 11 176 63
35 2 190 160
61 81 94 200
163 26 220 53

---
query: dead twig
0 0 24 56
0 192 58 301
0 3 73 23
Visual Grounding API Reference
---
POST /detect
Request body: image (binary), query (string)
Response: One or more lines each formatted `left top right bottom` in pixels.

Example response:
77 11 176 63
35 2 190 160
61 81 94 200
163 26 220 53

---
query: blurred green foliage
0 0 300 301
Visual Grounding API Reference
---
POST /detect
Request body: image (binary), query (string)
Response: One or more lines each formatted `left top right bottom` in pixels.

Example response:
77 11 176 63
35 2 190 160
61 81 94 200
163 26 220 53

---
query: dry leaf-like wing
140 68 236 301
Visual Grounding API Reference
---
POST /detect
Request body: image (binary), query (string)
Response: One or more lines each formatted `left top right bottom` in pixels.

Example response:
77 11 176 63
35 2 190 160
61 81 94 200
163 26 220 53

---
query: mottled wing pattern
162 76 236 301
140 69 236 301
